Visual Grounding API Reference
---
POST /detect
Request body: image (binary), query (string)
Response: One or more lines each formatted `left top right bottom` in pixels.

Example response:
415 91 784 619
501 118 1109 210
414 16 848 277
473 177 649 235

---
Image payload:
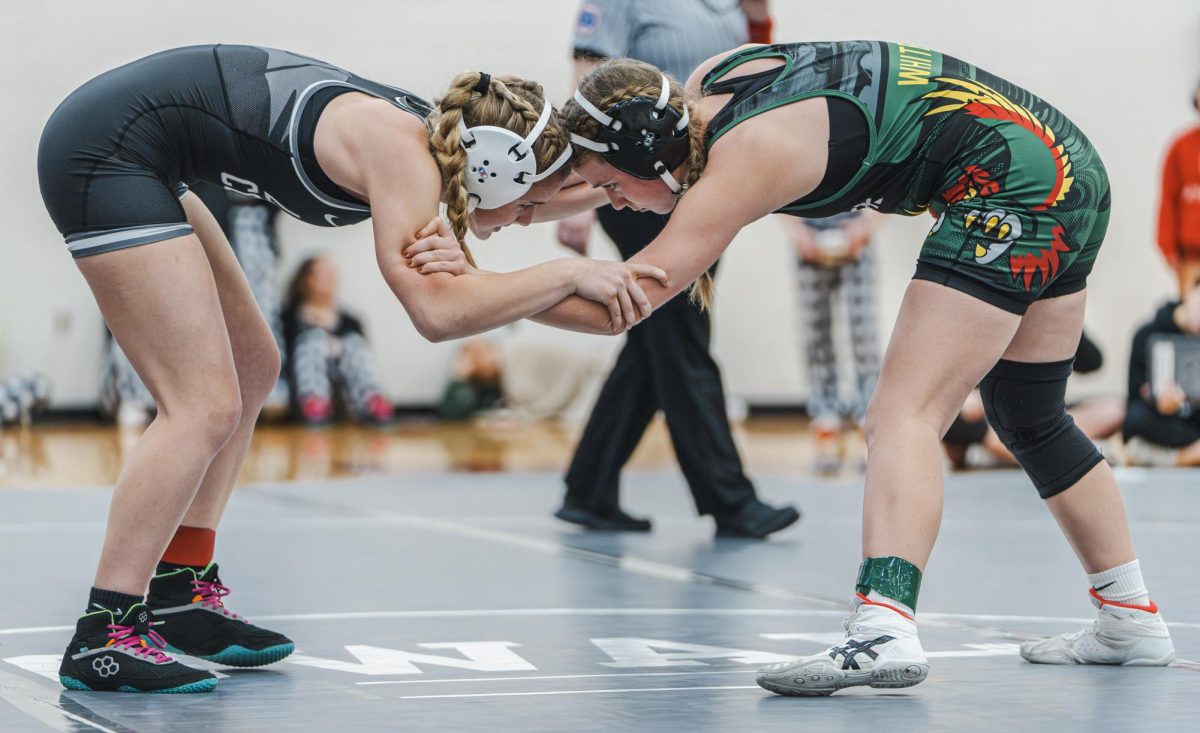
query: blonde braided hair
427 72 572 267
563 58 715 309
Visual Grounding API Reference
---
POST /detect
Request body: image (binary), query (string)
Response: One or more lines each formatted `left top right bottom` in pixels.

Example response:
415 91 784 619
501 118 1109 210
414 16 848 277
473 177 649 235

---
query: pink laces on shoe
192 580 244 621
107 624 171 662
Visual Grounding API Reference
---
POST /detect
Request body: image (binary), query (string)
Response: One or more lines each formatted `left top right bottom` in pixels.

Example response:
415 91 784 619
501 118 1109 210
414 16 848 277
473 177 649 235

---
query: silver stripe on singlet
66 223 194 254
286 80 379 214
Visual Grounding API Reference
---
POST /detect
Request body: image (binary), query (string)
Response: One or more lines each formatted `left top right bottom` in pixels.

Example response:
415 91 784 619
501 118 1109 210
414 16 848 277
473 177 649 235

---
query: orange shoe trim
1089 588 1158 614
855 592 914 621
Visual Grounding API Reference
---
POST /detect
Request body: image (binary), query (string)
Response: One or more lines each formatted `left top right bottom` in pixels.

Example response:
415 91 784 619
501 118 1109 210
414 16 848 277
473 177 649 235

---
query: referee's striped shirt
572 0 749 84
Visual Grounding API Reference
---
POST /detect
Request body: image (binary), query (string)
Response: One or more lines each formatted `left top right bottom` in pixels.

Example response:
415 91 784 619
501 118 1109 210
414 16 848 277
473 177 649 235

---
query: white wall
1 1 1196 407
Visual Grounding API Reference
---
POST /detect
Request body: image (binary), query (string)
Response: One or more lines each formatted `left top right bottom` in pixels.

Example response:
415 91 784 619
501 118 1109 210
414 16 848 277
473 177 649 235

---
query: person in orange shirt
1156 84 1200 295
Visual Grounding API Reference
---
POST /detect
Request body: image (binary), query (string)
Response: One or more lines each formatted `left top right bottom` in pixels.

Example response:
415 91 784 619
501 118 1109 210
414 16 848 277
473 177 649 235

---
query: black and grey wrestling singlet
38 45 432 257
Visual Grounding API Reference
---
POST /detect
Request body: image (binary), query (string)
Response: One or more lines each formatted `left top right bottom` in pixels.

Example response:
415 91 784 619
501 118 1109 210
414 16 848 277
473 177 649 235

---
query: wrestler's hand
404 217 472 275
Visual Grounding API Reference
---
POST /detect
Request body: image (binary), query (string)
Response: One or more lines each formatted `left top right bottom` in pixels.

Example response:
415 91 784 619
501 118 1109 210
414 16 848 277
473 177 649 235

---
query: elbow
411 308 452 343
414 309 476 343
418 324 451 344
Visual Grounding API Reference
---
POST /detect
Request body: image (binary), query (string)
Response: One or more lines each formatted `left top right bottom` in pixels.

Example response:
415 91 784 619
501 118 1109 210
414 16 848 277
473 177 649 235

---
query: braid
682 103 708 189
681 101 714 309
427 73 479 267
491 77 573 178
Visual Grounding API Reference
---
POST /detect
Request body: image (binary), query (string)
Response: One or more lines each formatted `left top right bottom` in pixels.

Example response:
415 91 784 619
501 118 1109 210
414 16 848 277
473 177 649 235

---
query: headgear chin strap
570 74 690 194
457 87 572 211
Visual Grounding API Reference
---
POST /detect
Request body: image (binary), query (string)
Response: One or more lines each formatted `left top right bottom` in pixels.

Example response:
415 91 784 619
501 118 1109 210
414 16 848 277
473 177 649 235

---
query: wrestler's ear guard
458 76 573 211
570 74 689 194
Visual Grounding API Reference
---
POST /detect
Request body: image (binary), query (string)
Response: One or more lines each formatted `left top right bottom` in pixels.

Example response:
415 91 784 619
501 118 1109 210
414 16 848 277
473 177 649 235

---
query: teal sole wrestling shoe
165 641 296 668
148 562 295 668
58 604 217 693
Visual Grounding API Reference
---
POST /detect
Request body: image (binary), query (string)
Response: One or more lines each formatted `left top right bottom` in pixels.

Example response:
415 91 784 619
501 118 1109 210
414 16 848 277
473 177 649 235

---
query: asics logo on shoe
827 635 895 670
92 656 120 678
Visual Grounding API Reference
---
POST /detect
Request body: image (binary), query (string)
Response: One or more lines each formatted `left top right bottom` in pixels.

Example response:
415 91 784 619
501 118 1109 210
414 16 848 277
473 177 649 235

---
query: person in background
437 340 504 421
554 0 800 538
942 330 1125 469
1156 81 1200 296
781 211 882 474
283 256 394 426
1122 281 1200 466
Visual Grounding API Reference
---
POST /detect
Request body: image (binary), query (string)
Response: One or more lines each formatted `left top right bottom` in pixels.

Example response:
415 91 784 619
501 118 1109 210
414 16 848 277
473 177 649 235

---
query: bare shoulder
684 44 767 97
317 93 437 204
704 96 830 217
348 97 429 159
350 99 439 199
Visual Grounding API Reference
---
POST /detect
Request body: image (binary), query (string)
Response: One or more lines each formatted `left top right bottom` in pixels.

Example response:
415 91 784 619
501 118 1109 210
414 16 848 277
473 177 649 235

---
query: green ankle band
855 556 922 611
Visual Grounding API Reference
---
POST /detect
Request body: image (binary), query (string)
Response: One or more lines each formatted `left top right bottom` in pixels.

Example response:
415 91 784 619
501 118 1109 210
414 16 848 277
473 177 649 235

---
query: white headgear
457 77 572 211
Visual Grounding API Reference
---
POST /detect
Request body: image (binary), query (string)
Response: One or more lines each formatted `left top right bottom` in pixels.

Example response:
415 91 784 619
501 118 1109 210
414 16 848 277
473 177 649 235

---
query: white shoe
1021 593 1175 666
756 596 929 696
1122 438 1179 467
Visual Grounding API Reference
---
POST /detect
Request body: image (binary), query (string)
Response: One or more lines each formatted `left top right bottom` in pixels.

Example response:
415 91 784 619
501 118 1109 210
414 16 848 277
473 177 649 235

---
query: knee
863 390 952 450
863 402 935 451
239 339 282 411
251 343 282 401
168 383 244 450
980 358 1102 499
863 401 887 448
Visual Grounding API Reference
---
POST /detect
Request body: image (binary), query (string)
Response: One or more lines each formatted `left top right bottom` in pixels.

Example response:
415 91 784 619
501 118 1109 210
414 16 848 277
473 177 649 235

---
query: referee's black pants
563 206 758 517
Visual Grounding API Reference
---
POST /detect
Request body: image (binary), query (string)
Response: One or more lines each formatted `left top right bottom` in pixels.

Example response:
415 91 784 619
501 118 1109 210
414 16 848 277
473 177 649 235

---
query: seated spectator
282 256 393 425
437 340 504 421
1123 284 1200 466
943 330 1124 468
437 332 607 423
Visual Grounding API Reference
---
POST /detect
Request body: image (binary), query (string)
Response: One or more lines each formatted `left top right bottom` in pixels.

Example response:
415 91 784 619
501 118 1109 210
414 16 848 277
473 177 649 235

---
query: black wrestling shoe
59 603 217 693
555 503 653 532
147 562 294 668
715 500 801 539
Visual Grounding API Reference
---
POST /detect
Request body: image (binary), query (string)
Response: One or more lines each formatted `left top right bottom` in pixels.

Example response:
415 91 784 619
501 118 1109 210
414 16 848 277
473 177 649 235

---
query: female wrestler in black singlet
38 44 661 693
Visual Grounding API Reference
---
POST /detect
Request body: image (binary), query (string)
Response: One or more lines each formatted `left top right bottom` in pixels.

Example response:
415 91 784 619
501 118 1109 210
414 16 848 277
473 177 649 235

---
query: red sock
161 526 216 567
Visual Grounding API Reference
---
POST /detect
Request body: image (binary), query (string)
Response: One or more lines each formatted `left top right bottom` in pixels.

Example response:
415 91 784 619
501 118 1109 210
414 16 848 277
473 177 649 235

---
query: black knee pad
979 358 1103 499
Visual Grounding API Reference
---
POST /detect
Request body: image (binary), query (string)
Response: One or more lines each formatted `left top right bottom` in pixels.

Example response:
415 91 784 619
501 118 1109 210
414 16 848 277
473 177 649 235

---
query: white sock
863 590 915 618
1088 559 1151 608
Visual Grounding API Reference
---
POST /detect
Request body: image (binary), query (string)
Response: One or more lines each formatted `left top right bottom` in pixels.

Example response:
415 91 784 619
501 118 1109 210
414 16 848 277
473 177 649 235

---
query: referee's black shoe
715 500 801 539
555 503 653 532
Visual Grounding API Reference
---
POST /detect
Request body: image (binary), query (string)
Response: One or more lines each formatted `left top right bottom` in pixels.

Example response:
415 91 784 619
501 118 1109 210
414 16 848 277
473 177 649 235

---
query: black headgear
570 74 690 193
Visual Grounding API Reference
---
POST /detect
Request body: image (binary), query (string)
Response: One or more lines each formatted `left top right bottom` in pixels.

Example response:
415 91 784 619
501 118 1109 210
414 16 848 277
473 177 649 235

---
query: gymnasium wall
0 1 1196 407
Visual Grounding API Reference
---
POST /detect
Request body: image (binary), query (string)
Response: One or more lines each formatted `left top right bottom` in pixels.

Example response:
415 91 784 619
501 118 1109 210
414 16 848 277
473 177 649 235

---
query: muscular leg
1001 290 1134 573
862 280 1020 568
178 193 281 530
79 237 243 595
